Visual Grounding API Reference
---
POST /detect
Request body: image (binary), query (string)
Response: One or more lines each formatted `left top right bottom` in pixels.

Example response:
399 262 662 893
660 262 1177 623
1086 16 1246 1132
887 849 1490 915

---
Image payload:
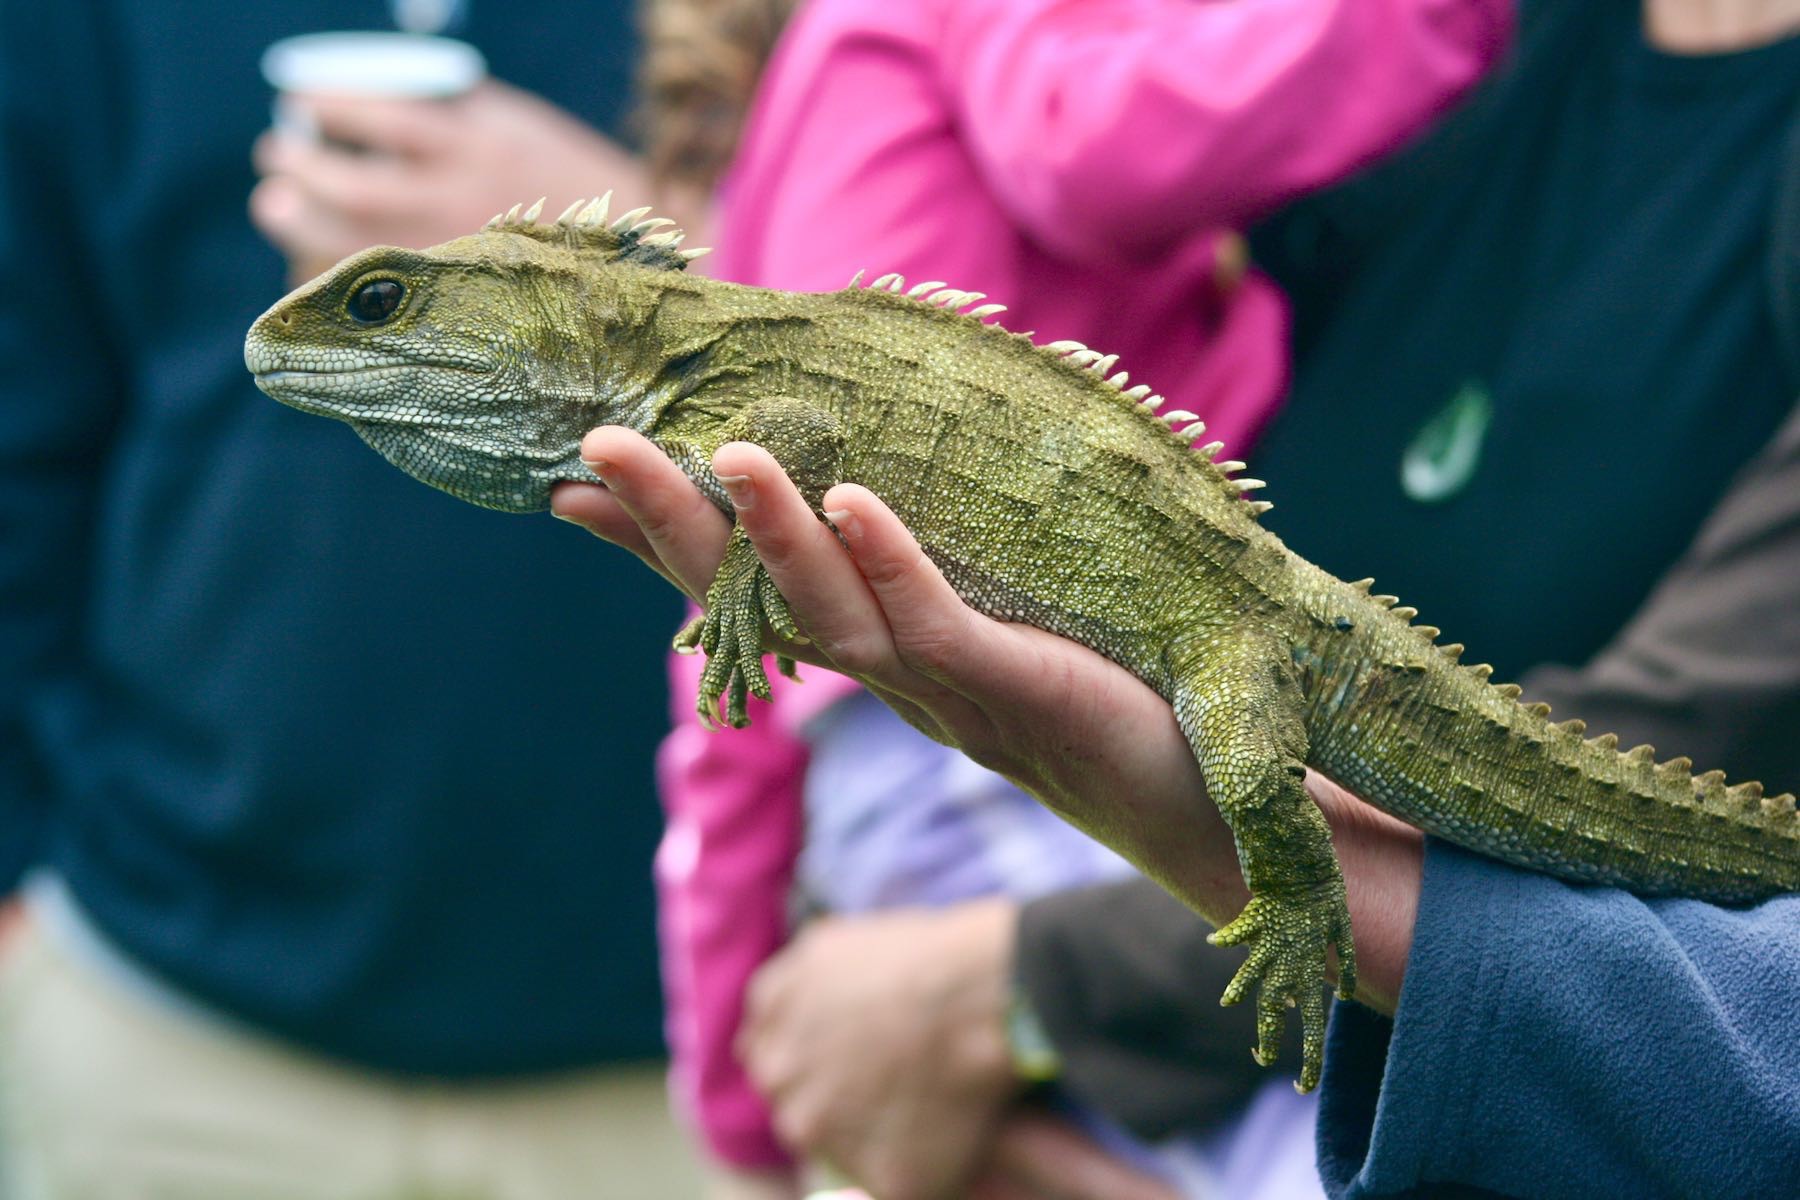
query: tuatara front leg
1171 630 1356 1093
669 396 846 730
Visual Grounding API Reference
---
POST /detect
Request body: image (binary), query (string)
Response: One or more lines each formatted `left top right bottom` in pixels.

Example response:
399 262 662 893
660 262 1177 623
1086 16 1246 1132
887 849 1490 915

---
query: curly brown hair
636 0 802 195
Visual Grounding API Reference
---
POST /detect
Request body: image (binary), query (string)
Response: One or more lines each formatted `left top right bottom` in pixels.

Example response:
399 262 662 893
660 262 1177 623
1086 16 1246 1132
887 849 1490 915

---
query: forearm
940 0 1511 258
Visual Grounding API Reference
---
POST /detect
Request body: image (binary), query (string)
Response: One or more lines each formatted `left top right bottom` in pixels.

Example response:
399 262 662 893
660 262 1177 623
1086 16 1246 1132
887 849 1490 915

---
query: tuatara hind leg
1172 630 1356 1093
669 396 845 730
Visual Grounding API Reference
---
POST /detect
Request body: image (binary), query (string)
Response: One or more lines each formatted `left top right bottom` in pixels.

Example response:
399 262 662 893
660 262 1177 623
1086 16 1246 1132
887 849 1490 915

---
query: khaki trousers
0 916 700 1200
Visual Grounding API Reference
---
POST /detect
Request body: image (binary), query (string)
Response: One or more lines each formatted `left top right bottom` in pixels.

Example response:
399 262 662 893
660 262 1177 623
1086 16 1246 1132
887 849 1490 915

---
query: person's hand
250 79 674 285
736 901 1021 1199
551 428 1252 923
551 427 1421 1008
735 901 1184 1200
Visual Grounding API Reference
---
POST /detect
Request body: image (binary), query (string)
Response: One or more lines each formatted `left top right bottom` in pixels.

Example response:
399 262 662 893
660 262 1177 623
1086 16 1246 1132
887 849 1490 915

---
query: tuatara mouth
250 364 422 422
252 361 494 424
253 363 418 387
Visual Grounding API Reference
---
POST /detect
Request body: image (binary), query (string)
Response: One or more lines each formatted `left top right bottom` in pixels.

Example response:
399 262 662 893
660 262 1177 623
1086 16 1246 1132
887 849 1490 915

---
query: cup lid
261 32 486 97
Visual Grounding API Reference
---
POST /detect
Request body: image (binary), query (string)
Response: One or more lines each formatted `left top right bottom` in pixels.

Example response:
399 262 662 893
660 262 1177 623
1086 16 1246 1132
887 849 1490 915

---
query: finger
819 482 1059 710
290 90 461 159
548 481 686 594
709 443 901 680
739 952 796 1054
714 445 980 729
580 427 733 600
256 129 418 225
251 127 284 178
987 1114 1181 1200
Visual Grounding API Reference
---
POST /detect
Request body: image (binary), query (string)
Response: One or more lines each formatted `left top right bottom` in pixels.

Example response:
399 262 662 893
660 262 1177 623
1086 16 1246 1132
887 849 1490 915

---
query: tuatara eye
347 279 405 325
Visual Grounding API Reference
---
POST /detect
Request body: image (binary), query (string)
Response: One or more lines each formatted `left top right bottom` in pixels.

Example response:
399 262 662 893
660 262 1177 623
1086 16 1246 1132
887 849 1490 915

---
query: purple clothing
798 692 1134 914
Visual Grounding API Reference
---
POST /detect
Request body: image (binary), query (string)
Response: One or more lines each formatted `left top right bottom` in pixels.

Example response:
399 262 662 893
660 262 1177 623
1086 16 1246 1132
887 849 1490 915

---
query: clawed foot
1208 882 1356 1093
673 525 803 729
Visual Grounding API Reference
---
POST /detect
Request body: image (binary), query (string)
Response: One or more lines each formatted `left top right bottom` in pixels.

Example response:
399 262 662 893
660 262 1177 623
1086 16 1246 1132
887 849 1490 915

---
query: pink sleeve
656 632 866 1167
938 0 1512 260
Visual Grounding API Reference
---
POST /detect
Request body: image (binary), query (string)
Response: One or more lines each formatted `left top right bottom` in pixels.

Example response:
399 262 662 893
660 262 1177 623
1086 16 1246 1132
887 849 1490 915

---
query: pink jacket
657 0 1511 1166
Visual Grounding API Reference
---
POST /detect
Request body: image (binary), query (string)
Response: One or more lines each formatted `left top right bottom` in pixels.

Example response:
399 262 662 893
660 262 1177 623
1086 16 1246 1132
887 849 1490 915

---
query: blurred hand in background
251 77 686 285
736 903 1182 1200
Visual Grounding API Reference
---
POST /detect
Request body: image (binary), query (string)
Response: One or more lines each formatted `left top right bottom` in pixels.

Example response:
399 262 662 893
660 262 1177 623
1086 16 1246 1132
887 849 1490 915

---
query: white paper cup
260 31 486 143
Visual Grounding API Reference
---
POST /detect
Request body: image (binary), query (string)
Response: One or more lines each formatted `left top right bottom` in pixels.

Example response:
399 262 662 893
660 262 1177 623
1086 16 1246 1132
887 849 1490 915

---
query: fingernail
580 457 616 486
551 511 593 531
823 508 861 543
717 473 754 510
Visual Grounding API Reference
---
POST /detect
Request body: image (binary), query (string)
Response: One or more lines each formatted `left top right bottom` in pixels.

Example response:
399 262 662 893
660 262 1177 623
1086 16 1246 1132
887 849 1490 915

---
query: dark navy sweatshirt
0 1 679 1076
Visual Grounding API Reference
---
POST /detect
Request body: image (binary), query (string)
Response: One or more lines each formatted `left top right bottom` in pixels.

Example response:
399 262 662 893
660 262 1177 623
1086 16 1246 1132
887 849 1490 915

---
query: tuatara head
245 194 704 512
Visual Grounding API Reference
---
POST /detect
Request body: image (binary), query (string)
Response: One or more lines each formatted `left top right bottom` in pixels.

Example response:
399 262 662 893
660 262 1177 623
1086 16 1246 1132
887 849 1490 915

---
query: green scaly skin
244 197 1800 1091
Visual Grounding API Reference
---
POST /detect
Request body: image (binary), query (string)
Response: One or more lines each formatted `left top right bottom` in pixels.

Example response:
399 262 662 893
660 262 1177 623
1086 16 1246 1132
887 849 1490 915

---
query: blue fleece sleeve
1316 839 1800 1199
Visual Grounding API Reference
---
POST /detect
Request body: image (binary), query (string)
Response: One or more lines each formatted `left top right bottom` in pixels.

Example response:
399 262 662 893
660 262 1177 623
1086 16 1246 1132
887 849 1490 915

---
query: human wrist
1309 774 1422 1014
934 897 1029 1097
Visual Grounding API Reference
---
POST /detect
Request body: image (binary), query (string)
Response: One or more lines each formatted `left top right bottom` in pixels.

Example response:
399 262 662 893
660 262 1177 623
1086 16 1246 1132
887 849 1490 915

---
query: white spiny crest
483 193 701 270
576 193 613 226
1218 460 1247 475
927 288 981 309
831 262 1281 525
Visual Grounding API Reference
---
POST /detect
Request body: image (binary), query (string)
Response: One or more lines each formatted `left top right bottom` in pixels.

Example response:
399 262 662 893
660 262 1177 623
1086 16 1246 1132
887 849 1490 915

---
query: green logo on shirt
1401 381 1492 504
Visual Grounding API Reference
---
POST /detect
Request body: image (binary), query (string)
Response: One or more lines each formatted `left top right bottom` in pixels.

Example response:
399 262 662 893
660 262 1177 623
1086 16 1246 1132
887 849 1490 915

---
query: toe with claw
1208 881 1356 1093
